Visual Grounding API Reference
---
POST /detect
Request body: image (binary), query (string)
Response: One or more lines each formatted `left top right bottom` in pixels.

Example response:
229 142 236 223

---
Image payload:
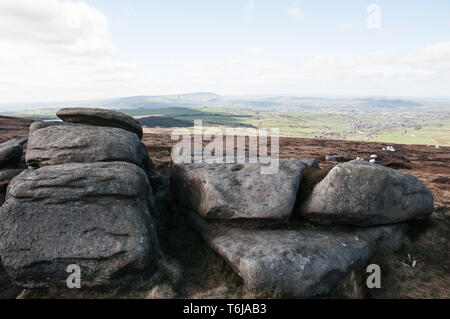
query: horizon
0 0 449 103
2 92 450 110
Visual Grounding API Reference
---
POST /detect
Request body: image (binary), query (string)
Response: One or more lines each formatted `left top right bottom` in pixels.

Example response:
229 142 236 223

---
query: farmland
1 94 449 146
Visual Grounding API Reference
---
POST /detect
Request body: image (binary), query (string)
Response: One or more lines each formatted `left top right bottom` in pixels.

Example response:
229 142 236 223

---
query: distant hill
0 92 221 112
3 93 445 115
138 116 192 128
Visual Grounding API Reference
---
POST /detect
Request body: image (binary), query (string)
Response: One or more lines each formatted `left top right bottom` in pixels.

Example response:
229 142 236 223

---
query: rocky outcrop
0 162 158 288
301 160 434 226
171 154 432 297
0 138 27 168
26 123 145 168
0 108 159 289
186 210 407 298
57 107 143 139
171 158 316 220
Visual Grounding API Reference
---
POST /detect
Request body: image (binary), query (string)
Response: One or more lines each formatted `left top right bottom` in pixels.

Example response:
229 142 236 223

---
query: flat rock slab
0 162 158 288
187 211 407 298
172 158 316 220
57 107 143 139
26 122 145 168
301 160 434 226
0 138 27 168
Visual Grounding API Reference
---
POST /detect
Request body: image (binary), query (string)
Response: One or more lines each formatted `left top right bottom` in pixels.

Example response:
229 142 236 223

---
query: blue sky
91 0 450 57
0 0 449 102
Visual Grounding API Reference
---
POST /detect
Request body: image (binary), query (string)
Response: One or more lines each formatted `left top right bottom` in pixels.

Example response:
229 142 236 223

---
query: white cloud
180 42 450 97
0 0 113 61
247 48 264 54
0 0 139 103
288 3 304 19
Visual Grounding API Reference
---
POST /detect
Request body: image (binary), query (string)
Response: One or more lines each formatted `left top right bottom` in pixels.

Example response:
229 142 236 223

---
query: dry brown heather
0 117 449 299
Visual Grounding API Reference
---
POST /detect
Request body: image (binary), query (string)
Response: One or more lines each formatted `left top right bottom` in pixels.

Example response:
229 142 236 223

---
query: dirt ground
0 117 448 299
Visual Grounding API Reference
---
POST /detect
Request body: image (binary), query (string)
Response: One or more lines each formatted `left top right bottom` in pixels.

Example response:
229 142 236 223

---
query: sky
0 0 449 103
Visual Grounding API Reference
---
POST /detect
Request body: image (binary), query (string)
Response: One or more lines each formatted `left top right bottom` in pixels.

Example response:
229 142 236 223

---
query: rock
150 174 171 199
26 123 144 168
301 160 434 226
29 121 66 134
325 155 345 162
298 158 320 169
171 158 312 220
0 162 159 288
139 142 155 176
57 107 143 139
355 224 408 252
0 168 26 193
0 138 27 168
0 168 26 183
0 262 22 299
187 211 392 298
186 209 408 297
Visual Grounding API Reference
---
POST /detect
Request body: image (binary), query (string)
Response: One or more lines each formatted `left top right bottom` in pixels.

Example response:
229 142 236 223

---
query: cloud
288 3 304 19
180 42 450 97
0 0 113 61
0 0 138 102
0 1 449 103
247 48 264 54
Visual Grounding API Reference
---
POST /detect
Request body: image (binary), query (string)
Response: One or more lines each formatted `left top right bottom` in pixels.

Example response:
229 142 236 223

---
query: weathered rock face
0 168 26 183
0 162 158 288
301 160 434 226
171 158 314 220
0 138 27 168
57 107 143 139
0 168 26 195
187 211 406 298
26 123 145 168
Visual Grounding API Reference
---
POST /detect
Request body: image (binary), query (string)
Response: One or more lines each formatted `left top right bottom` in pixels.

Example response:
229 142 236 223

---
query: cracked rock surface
0 162 158 288
301 160 434 226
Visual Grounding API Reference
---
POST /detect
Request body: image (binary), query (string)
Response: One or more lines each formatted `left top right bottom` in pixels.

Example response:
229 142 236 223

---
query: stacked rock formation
172 157 434 297
0 137 28 206
0 108 159 288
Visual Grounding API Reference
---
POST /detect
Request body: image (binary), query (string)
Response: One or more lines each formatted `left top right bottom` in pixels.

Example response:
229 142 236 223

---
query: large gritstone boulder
0 162 158 288
186 210 407 298
171 158 316 220
0 138 27 168
301 160 434 226
0 169 26 183
57 107 143 139
26 122 146 169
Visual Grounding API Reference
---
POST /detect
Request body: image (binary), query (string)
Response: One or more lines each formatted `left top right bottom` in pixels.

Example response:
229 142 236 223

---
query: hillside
1 95 449 146
0 115 448 299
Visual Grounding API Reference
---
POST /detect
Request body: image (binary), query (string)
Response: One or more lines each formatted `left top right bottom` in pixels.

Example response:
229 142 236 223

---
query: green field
2 95 450 146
